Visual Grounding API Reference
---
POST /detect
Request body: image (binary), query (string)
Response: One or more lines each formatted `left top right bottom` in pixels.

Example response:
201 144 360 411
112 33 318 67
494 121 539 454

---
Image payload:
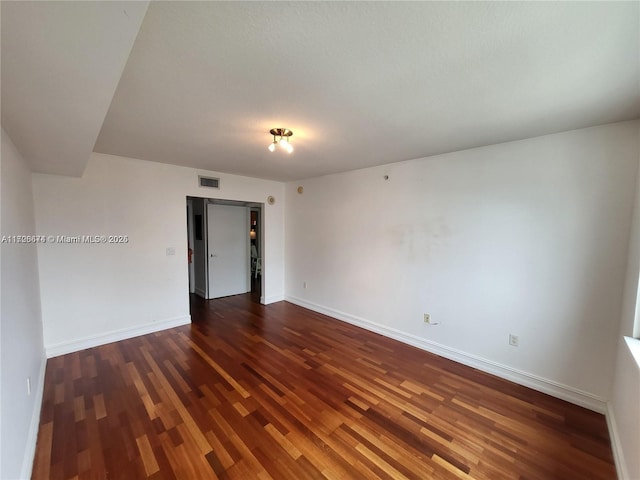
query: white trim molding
262 294 285 305
606 401 627 480
20 354 47 480
606 337 640 480
45 315 191 358
285 296 607 413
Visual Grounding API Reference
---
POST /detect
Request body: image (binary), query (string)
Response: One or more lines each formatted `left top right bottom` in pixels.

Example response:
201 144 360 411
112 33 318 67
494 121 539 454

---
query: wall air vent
198 176 220 189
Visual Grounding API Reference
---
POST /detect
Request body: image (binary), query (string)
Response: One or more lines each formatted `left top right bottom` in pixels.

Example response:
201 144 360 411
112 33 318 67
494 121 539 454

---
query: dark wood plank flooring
32 294 616 479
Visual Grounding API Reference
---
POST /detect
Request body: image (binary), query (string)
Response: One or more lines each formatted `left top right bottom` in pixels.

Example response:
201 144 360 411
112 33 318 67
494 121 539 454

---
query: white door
206 204 250 299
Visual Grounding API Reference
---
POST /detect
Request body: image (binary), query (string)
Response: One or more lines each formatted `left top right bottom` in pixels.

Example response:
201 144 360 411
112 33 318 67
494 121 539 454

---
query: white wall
609 339 640 480
616 124 640 341
285 121 639 408
33 153 285 356
608 122 640 480
1 128 46 480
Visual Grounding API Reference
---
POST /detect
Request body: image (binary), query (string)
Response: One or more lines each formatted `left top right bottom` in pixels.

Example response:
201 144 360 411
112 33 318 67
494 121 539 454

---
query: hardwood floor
32 294 616 479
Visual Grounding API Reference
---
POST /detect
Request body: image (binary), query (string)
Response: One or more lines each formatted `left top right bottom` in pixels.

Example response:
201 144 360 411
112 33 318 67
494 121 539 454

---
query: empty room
1 1 639 479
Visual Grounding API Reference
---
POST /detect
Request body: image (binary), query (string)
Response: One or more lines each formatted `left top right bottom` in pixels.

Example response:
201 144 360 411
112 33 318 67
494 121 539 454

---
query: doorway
186 197 263 304
249 207 262 297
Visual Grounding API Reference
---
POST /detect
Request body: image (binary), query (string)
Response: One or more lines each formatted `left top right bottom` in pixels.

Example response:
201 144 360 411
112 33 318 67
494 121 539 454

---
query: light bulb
279 138 293 153
268 142 276 152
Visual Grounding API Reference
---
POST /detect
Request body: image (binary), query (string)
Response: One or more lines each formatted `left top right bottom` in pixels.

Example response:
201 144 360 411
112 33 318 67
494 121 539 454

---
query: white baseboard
194 287 206 298
262 294 284 305
45 315 191 358
20 353 47 480
606 402 627 480
285 296 607 413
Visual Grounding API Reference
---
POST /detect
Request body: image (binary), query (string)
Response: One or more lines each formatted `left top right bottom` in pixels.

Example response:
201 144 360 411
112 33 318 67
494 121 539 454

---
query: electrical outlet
26 377 31 396
303 281 307 289
166 247 175 256
509 334 519 347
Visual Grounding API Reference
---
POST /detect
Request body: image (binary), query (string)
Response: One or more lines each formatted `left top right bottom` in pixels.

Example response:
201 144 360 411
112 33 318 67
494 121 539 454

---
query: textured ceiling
3 2 639 181
1 1 148 176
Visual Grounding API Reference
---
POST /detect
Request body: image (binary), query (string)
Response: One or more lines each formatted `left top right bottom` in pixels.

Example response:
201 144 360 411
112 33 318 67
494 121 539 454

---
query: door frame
186 199 195 294
187 196 264 303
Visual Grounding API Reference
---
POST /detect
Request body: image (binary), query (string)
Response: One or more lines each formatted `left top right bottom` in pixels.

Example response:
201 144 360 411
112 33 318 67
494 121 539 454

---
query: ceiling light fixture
268 128 293 153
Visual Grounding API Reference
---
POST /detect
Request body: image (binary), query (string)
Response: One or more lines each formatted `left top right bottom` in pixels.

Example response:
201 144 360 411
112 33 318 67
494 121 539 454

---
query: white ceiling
3 2 639 181
1 1 148 176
